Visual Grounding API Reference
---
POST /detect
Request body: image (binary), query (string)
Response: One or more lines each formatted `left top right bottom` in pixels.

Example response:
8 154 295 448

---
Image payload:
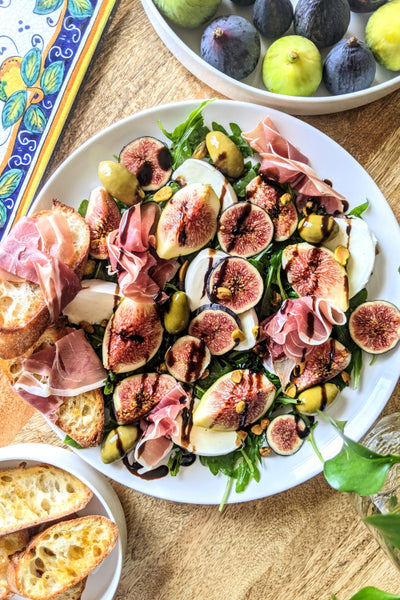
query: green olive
100 425 139 464
98 161 144 206
205 131 244 179
297 214 339 244
296 383 339 415
164 291 190 334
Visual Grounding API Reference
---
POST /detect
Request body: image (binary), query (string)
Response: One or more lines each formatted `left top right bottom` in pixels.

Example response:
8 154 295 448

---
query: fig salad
69 99 400 505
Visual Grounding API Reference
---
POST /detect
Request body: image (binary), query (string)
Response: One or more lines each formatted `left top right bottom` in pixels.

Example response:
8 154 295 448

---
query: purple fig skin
266 414 307 456
113 373 180 424
245 176 298 241
349 300 400 354
188 304 241 355
217 201 274 257
290 338 351 392
207 257 264 314
119 136 172 191
165 335 211 383
85 186 121 260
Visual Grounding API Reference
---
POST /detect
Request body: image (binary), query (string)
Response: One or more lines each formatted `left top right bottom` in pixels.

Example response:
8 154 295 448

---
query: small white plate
141 0 400 115
30 99 400 504
0 443 126 600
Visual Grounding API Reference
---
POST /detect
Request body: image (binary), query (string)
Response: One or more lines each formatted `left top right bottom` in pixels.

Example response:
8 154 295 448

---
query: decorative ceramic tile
0 0 118 239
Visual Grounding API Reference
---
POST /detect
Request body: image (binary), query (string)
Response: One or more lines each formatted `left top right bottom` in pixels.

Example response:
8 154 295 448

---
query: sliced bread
0 200 90 360
7 515 118 600
0 529 29 600
0 464 93 536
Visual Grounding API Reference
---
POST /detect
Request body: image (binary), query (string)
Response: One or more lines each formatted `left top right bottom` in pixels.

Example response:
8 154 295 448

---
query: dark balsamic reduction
122 455 169 480
210 257 229 302
201 248 217 299
226 202 252 253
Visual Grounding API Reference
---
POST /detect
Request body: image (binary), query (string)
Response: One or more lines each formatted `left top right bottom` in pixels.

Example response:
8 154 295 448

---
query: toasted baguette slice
0 530 29 599
0 200 90 360
7 516 118 600
0 324 104 448
0 464 93 536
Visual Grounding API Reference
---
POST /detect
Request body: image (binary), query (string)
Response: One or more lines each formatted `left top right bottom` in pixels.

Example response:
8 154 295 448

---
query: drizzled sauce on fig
122 455 169 480
181 393 196 446
201 248 217 299
210 257 229 302
166 339 208 383
226 202 252 253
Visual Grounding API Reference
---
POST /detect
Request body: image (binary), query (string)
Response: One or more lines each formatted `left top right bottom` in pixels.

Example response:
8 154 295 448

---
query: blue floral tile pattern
0 0 118 239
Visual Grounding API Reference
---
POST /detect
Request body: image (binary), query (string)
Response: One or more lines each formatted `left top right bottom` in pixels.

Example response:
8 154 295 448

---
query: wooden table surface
6 1 400 598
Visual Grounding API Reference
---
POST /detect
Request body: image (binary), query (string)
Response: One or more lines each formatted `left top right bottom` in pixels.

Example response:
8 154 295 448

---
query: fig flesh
282 242 349 312
290 338 351 393
103 298 163 373
245 175 298 241
323 37 376 95
348 0 388 12
252 0 294 38
119 136 172 192
188 303 241 355
85 187 121 260
113 372 180 424
217 201 274 258
165 335 211 383
366 1 400 71
294 0 351 49
193 369 275 431
349 300 400 354
207 256 264 314
262 35 322 97
156 183 220 260
201 15 261 81
153 0 221 28
266 414 308 455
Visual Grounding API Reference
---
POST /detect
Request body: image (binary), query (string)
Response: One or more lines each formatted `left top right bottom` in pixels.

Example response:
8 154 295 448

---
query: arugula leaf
158 98 215 169
78 199 88 218
210 121 254 158
63 435 83 449
233 161 260 200
331 588 400 600
348 200 369 218
363 513 400 550
317 413 400 495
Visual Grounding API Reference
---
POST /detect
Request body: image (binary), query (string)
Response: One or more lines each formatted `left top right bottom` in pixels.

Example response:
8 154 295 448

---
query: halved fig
193 369 276 431
282 242 349 312
165 335 211 383
184 247 228 311
290 338 351 393
188 303 241 355
156 183 220 260
245 175 298 241
85 186 121 259
113 372 178 424
349 300 400 354
119 136 172 191
217 201 274 257
266 414 308 456
207 256 264 314
103 298 163 373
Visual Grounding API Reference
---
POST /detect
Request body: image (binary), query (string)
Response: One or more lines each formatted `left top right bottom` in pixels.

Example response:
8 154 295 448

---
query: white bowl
141 0 400 115
0 443 126 600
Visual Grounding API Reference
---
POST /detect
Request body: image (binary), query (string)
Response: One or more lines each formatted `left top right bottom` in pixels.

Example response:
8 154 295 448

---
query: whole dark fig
294 0 351 49
252 0 293 38
201 15 261 80
348 0 387 12
323 36 376 95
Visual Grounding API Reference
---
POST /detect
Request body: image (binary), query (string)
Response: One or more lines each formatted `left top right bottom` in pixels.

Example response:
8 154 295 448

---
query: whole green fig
153 0 221 29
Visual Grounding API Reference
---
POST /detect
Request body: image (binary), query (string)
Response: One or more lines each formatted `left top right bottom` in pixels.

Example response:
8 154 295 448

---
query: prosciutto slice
107 203 178 303
0 214 81 319
242 117 348 215
13 329 107 421
258 297 346 388
134 383 188 471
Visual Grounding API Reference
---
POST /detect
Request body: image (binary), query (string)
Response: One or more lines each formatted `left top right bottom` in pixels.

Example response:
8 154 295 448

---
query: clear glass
351 413 400 570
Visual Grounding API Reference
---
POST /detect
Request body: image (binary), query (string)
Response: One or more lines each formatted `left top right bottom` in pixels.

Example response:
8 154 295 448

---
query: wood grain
6 0 400 598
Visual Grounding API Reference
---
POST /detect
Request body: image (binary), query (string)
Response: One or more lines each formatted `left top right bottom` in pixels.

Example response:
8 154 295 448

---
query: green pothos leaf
331 587 400 600
363 513 400 551
1 90 27 128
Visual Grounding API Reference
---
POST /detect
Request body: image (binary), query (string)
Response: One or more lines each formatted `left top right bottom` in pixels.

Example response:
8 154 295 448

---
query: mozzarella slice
172 398 238 456
173 158 238 211
63 279 120 324
184 248 228 311
236 308 259 351
323 216 377 298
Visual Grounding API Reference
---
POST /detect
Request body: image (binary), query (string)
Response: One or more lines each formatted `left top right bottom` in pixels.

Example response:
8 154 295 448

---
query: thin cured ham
134 383 188 470
258 297 346 388
243 117 348 215
13 329 107 421
107 203 178 303
0 214 81 319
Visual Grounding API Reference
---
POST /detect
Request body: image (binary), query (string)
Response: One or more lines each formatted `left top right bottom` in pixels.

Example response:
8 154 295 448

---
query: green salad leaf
348 200 369 218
